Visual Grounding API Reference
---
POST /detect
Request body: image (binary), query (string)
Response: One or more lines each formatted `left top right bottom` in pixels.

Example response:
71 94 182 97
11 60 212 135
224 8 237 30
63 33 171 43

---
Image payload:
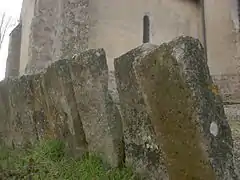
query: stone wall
25 0 62 74
18 0 240 78
5 23 22 77
212 74 240 104
18 0 202 74
204 0 240 75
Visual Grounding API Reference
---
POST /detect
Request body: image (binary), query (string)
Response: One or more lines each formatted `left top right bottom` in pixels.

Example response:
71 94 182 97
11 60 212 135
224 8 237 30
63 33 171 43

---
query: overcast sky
0 0 23 80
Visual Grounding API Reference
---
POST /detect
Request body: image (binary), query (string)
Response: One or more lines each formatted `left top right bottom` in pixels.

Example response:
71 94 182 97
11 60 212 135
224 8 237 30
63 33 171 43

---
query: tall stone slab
5 23 22 78
29 60 89 156
115 44 169 180
69 49 124 167
0 76 37 147
115 37 238 179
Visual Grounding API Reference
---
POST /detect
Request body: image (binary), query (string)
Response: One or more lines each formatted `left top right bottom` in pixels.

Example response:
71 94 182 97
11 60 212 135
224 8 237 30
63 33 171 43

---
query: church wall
88 0 202 70
19 0 90 75
5 23 22 77
19 0 35 75
204 0 240 75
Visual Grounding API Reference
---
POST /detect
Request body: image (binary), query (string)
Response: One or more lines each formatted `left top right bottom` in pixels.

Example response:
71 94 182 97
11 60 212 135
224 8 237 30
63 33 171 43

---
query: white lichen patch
210 121 218 137
143 134 159 150
172 43 185 61
72 54 78 59
96 52 101 57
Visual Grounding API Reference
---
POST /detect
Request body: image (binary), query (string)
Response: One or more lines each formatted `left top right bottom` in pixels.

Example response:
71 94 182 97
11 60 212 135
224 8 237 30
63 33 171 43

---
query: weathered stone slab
31 60 88 156
69 49 124 167
1 76 37 147
115 37 238 179
114 43 169 179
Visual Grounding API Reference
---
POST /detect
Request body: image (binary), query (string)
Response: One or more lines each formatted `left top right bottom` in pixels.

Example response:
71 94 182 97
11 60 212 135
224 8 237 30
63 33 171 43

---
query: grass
0 140 138 180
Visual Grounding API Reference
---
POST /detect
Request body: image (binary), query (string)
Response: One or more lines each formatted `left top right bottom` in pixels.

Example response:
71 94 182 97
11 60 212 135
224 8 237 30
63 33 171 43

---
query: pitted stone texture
25 0 90 75
228 117 240 175
26 0 62 74
115 37 238 179
69 49 124 167
0 76 37 147
212 74 240 104
115 43 169 180
60 0 89 59
31 60 88 156
5 23 21 78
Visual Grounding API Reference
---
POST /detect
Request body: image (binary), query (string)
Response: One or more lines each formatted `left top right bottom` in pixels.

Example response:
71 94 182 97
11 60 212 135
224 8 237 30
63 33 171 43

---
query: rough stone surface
0 49 124 167
5 23 22 77
115 37 238 179
228 117 240 174
115 43 169 180
69 49 124 167
25 0 62 74
0 76 37 147
60 0 89 59
25 0 90 75
212 74 240 104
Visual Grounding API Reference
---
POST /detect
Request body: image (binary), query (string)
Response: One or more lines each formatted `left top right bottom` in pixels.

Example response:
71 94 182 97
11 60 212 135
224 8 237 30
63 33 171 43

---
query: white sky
0 0 23 80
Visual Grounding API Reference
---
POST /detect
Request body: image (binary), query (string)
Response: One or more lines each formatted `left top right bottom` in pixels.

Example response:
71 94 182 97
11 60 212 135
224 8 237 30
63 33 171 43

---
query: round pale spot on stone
210 121 218 136
96 52 101 57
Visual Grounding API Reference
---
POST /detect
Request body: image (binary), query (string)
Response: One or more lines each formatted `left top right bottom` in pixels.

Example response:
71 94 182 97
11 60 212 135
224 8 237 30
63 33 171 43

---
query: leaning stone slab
31 59 88 156
115 43 169 180
115 38 238 180
69 49 124 167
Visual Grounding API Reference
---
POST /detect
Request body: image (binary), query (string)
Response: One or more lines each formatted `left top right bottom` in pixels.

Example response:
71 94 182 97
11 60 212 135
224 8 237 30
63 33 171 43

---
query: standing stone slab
31 73 50 140
114 44 169 180
60 0 90 59
0 80 12 145
131 36 237 179
42 59 88 155
30 59 88 156
4 76 37 147
69 49 124 167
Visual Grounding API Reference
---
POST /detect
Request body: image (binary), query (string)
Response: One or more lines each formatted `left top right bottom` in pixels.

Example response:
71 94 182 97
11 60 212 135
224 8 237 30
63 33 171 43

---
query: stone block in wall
226 104 240 173
212 74 240 104
115 37 238 179
5 23 21 78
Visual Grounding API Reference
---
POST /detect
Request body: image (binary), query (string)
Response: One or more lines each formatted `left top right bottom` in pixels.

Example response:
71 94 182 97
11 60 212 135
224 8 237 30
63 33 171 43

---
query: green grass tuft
0 140 138 180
